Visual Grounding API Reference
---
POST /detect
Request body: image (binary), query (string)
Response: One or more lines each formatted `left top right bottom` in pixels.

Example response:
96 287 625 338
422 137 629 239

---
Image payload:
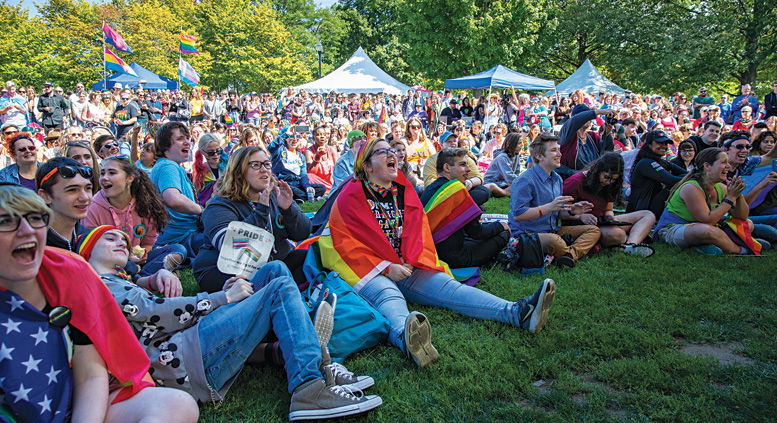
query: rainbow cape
318 173 446 291
423 179 482 243
37 248 154 403
720 217 761 255
180 31 199 54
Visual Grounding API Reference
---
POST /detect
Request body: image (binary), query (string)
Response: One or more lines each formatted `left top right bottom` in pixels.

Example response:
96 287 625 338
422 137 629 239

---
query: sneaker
404 312 439 368
694 244 723 256
163 253 183 273
310 293 336 347
755 238 771 250
613 243 655 257
319 346 374 390
289 367 382 421
518 278 556 333
553 254 576 268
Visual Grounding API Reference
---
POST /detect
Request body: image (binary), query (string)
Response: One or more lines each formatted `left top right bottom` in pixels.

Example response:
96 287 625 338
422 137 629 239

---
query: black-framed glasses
732 144 753 150
203 148 223 157
369 148 398 158
39 165 93 185
0 212 50 232
248 160 272 170
680 149 695 155
100 142 119 151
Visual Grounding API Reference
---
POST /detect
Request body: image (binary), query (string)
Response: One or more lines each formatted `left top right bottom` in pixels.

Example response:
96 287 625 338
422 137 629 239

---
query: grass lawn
181 197 777 422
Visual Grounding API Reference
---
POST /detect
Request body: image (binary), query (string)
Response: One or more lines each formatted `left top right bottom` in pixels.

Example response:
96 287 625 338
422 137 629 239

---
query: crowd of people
2 77 776 422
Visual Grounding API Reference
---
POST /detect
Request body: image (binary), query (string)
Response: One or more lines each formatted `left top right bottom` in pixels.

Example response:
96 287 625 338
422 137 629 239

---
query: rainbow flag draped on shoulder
318 172 446 291
423 179 482 243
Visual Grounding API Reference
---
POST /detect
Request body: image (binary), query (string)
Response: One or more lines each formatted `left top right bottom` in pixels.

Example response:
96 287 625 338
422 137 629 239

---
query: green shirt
665 180 725 222
691 96 715 119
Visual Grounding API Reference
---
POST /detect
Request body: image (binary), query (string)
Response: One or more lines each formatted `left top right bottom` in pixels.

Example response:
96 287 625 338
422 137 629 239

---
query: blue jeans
139 244 188 277
358 268 523 352
197 261 321 394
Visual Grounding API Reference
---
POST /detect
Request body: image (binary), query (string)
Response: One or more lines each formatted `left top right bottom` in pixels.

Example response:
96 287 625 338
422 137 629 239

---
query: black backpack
496 233 546 275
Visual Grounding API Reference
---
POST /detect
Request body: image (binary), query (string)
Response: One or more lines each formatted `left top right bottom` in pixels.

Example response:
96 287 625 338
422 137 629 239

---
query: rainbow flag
422 179 482 243
224 113 235 127
102 22 133 54
244 248 261 262
721 217 762 255
180 31 199 54
318 174 447 291
105 47 138 77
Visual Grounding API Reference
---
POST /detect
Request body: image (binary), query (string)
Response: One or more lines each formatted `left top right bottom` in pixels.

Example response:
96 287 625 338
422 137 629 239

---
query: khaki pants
536 225 601 261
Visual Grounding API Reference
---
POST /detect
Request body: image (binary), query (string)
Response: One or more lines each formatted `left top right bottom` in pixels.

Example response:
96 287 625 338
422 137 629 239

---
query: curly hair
752 130 775 155
101 156 168 231
582 152 624 202
4 131 34 154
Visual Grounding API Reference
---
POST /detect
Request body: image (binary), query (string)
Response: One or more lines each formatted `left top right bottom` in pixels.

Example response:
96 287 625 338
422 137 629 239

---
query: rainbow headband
722 135 750 148
353 137 382 175
76 225 130 262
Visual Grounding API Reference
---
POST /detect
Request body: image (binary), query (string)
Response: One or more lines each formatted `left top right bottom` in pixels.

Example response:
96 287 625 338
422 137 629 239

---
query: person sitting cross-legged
78 225 383 421
562 152 656 256
508 133 602 268
420 147 510 267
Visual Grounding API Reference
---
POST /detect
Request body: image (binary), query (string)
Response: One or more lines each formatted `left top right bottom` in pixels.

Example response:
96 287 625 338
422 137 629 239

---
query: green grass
181 197 777 422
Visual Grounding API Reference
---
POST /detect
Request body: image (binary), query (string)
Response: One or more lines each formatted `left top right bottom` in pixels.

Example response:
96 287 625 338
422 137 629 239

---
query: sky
14 0 339 17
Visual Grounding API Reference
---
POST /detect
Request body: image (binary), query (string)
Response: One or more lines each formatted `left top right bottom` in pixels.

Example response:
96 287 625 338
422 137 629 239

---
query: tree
0 1 50 86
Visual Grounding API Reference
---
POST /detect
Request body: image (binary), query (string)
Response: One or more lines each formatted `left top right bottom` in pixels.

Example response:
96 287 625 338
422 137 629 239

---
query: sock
272 342 285 366
739 246 748 255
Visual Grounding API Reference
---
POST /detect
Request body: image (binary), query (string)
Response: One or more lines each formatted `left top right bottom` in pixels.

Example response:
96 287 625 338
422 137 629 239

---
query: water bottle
306 187 315 203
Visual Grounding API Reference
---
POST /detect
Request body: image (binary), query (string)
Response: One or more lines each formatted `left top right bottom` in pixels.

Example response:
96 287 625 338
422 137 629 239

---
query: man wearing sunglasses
35 157 94 252
112 89 139 140
0 80 29 127
37 81 68 134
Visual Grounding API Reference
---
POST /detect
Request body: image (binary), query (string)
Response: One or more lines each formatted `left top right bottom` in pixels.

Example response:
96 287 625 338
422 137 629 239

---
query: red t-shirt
562 171 610 218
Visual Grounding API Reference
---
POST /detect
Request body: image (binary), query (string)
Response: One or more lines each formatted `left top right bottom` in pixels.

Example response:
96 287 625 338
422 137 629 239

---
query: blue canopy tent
92 62 178 90
444 65 556 91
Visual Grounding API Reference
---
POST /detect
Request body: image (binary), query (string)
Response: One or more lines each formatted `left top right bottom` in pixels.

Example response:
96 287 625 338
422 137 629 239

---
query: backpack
496 233 548 275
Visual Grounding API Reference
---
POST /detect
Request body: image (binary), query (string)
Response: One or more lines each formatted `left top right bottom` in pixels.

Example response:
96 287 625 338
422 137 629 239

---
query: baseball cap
644 130 672 144
113 83 122 89
571 104 590 116
43 81 53 87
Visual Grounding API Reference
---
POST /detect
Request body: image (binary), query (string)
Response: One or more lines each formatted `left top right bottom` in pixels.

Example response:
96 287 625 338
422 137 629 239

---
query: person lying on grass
508 133 601 269
562 152 656 256
420 147 510 267
319 137 556 369
654 148 758 256
193 146 312 291
0 184 198 423
79 225 382 421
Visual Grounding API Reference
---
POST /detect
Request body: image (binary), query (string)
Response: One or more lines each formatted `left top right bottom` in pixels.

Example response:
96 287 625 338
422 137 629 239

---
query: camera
606 116 618 126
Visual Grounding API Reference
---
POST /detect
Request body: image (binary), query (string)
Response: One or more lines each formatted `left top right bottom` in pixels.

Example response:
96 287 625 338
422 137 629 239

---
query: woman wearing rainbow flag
318 138 557 368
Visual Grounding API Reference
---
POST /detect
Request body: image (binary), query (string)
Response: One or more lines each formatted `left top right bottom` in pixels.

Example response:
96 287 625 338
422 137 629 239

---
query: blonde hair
0 184 52 219
215 146 266 202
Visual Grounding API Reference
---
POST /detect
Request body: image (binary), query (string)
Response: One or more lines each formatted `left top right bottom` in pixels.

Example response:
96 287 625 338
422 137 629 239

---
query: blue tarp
92 62 178 90
444 65 555 91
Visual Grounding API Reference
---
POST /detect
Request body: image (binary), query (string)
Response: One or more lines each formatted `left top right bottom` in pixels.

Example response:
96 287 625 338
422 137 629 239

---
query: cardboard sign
217 221 274 279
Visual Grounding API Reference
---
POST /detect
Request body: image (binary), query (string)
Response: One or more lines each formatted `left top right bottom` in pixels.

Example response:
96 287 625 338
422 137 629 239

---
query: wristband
722 198 735 208
538 206 543 217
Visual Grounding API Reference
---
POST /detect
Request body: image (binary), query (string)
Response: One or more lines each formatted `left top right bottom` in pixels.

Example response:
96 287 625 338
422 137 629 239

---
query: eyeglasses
494 131 503 135
0 212 50 232
454 127 464 132
100 142 119 151
247 160 272 170
39 165 94 185
121 97 130 100
680 149 695 154
369 148 398 158
732 144 753 150
203 148 223 157
3 130 18 135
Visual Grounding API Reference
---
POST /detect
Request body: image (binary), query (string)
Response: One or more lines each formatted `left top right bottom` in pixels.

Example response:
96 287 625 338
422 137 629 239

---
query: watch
722 198 735 208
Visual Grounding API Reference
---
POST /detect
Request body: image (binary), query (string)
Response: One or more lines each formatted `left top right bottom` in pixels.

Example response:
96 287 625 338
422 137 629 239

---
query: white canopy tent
294 47 412 95
544 59 625 96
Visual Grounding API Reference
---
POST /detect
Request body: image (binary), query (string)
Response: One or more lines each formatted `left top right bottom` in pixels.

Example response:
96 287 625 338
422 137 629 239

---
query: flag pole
102 21 107 89
178 27 182 91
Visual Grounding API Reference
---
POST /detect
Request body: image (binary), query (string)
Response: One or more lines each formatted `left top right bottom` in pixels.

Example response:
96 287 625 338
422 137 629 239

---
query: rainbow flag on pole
178 57 200 87
102 22 133 54
180 31 199 54
105 47 138 77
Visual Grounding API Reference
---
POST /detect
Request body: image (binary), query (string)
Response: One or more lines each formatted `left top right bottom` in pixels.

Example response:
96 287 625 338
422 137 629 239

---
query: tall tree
0 1 50 86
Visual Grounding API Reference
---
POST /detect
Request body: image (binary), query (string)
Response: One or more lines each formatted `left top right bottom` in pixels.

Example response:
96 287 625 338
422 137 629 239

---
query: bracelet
722 198 735 208
538 206 543 217
569 208 577 216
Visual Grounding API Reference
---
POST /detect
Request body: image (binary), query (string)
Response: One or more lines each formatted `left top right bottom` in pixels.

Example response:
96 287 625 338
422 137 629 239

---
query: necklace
50 226 75 251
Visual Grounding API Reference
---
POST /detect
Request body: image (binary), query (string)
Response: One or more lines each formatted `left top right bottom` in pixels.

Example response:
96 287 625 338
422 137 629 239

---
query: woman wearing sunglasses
319 138 556 367
193 146 311 292
61 140 100 193
193 133 229 207
404 117 435 175
0 131 41 191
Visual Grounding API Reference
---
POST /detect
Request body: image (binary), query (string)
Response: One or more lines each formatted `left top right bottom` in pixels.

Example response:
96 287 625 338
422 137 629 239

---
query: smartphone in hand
772 159 777 173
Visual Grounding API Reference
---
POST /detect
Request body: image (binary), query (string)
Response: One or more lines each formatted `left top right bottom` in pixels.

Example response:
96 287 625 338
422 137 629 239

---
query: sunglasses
0 212 50 233
121 97 130 100
100 142 119 151
40 165 94 185
16 146 36 153
732 144 753 150
410 125 421 129
3 130 18 135
203 147 223 157
247 160 272 170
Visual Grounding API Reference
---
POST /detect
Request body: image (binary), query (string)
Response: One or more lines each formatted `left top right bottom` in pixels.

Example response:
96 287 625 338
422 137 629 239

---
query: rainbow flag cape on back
318 173 445 291
423 179 482 243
